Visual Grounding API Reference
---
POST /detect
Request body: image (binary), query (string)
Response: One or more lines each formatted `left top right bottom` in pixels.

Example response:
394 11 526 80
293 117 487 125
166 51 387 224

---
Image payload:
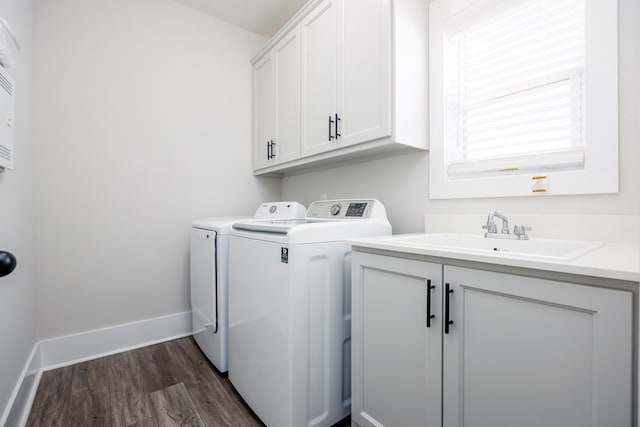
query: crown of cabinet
252 0 428 176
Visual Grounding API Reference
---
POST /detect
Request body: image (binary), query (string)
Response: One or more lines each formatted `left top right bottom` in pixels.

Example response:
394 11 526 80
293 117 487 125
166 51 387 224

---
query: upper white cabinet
251 0 427 175
300 0 339 156
339 0 393 147
352 251 633 427
253 52 274 170
301 0 392 157
253 28 301 169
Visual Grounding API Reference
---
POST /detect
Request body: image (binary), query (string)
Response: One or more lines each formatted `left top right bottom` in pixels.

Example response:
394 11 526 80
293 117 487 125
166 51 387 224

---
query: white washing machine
228 199 392 427
190 201 306 373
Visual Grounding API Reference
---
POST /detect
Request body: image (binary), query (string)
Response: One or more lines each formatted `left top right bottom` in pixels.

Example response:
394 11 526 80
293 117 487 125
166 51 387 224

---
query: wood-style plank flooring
26 337 351 426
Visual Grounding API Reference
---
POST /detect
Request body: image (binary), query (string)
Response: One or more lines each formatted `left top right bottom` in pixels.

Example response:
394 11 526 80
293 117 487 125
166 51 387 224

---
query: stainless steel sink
390 233 604 261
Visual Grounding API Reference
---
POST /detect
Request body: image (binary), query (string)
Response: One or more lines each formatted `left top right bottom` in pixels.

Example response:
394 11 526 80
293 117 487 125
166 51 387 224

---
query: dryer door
191 228 217 337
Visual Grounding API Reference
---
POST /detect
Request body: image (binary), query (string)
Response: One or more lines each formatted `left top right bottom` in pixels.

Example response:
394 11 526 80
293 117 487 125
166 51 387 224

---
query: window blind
445 0 585 177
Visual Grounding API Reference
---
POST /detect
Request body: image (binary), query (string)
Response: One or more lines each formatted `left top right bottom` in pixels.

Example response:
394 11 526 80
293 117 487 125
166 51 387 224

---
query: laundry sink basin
390 233 604 261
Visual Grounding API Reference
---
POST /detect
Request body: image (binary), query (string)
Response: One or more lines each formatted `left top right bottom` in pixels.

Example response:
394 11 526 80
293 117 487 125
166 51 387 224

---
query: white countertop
349 234 640 283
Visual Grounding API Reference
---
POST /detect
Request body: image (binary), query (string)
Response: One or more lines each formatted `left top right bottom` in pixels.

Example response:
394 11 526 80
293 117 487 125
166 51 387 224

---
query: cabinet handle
267 140 276 160
335 113 341 139
271 140 276 158
426 279 435 327
445 283 454 334
329 116 335 141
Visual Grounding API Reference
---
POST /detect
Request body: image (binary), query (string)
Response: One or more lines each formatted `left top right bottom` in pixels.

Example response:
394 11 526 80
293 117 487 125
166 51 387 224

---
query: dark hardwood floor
26 337 350 426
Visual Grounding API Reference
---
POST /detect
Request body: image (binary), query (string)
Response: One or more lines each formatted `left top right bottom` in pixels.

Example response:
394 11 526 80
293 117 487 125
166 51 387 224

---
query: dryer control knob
330 204 341 216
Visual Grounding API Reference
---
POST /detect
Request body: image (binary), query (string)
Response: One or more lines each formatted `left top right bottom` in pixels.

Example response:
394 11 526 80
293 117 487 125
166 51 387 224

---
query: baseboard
39 311 192 370
1 311 192 427
1 343 42 427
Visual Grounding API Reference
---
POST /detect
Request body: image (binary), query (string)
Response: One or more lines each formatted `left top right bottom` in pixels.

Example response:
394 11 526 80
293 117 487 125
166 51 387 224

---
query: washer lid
192 216 253 233
232 219 326 234
191 201 306 234
231 219 392 244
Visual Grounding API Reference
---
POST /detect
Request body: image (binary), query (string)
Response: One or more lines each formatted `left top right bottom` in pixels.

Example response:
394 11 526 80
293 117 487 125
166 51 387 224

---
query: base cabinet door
443 266 632 427
352 252 442 427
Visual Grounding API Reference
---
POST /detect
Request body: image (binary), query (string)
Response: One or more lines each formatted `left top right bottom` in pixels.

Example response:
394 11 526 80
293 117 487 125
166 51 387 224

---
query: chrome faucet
483 211 510 235
483 211 531 240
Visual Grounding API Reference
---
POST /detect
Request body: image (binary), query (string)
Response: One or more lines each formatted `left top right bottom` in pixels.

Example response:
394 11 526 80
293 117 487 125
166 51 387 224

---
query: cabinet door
352 252 442 427
272 28 301 165
253 53 274 169
339 0 392 147
442 266 632 427
301 0 339 157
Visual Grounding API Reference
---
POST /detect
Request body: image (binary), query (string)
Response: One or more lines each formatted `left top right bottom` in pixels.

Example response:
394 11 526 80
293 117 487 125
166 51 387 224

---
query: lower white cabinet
351 254 442 427
352 251 633 427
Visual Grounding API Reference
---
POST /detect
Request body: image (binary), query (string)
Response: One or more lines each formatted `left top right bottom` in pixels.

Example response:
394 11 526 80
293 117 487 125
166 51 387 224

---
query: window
429 0 618 199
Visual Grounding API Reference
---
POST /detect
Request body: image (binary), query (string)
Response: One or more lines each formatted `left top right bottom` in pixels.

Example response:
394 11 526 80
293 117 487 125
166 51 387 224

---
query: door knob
0 251 17 278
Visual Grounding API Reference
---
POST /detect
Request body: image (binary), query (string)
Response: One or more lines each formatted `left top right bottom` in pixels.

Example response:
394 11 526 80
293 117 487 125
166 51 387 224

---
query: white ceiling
174 0 309 38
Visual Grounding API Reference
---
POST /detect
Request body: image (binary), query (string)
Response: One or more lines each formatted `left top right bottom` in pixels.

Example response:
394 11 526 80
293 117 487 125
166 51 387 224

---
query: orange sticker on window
531 176 548 193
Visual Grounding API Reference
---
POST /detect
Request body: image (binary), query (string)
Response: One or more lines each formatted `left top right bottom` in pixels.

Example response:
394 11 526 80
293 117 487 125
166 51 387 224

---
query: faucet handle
513 224 531 239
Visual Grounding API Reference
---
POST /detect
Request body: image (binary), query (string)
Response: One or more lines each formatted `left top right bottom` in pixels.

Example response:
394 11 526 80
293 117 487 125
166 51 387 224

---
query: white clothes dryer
228 199 391 427
190 201 306 372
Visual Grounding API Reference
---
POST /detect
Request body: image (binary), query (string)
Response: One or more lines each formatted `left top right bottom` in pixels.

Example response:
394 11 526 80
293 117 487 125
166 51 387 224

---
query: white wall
282 0 640 236
33 0 280 339
0 0 37 422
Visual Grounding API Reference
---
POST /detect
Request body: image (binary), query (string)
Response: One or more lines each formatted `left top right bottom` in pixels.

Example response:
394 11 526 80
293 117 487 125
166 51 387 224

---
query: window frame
428 0 618 199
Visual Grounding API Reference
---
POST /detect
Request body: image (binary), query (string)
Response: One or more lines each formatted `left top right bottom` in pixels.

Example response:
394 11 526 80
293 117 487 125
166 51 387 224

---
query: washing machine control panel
254 201 307 219
345 202 369 217
307 199 381 219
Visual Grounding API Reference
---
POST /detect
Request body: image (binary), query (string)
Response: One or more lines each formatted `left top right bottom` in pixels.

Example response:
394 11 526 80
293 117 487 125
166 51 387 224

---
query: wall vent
0 70 13 95
0 65 15 170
